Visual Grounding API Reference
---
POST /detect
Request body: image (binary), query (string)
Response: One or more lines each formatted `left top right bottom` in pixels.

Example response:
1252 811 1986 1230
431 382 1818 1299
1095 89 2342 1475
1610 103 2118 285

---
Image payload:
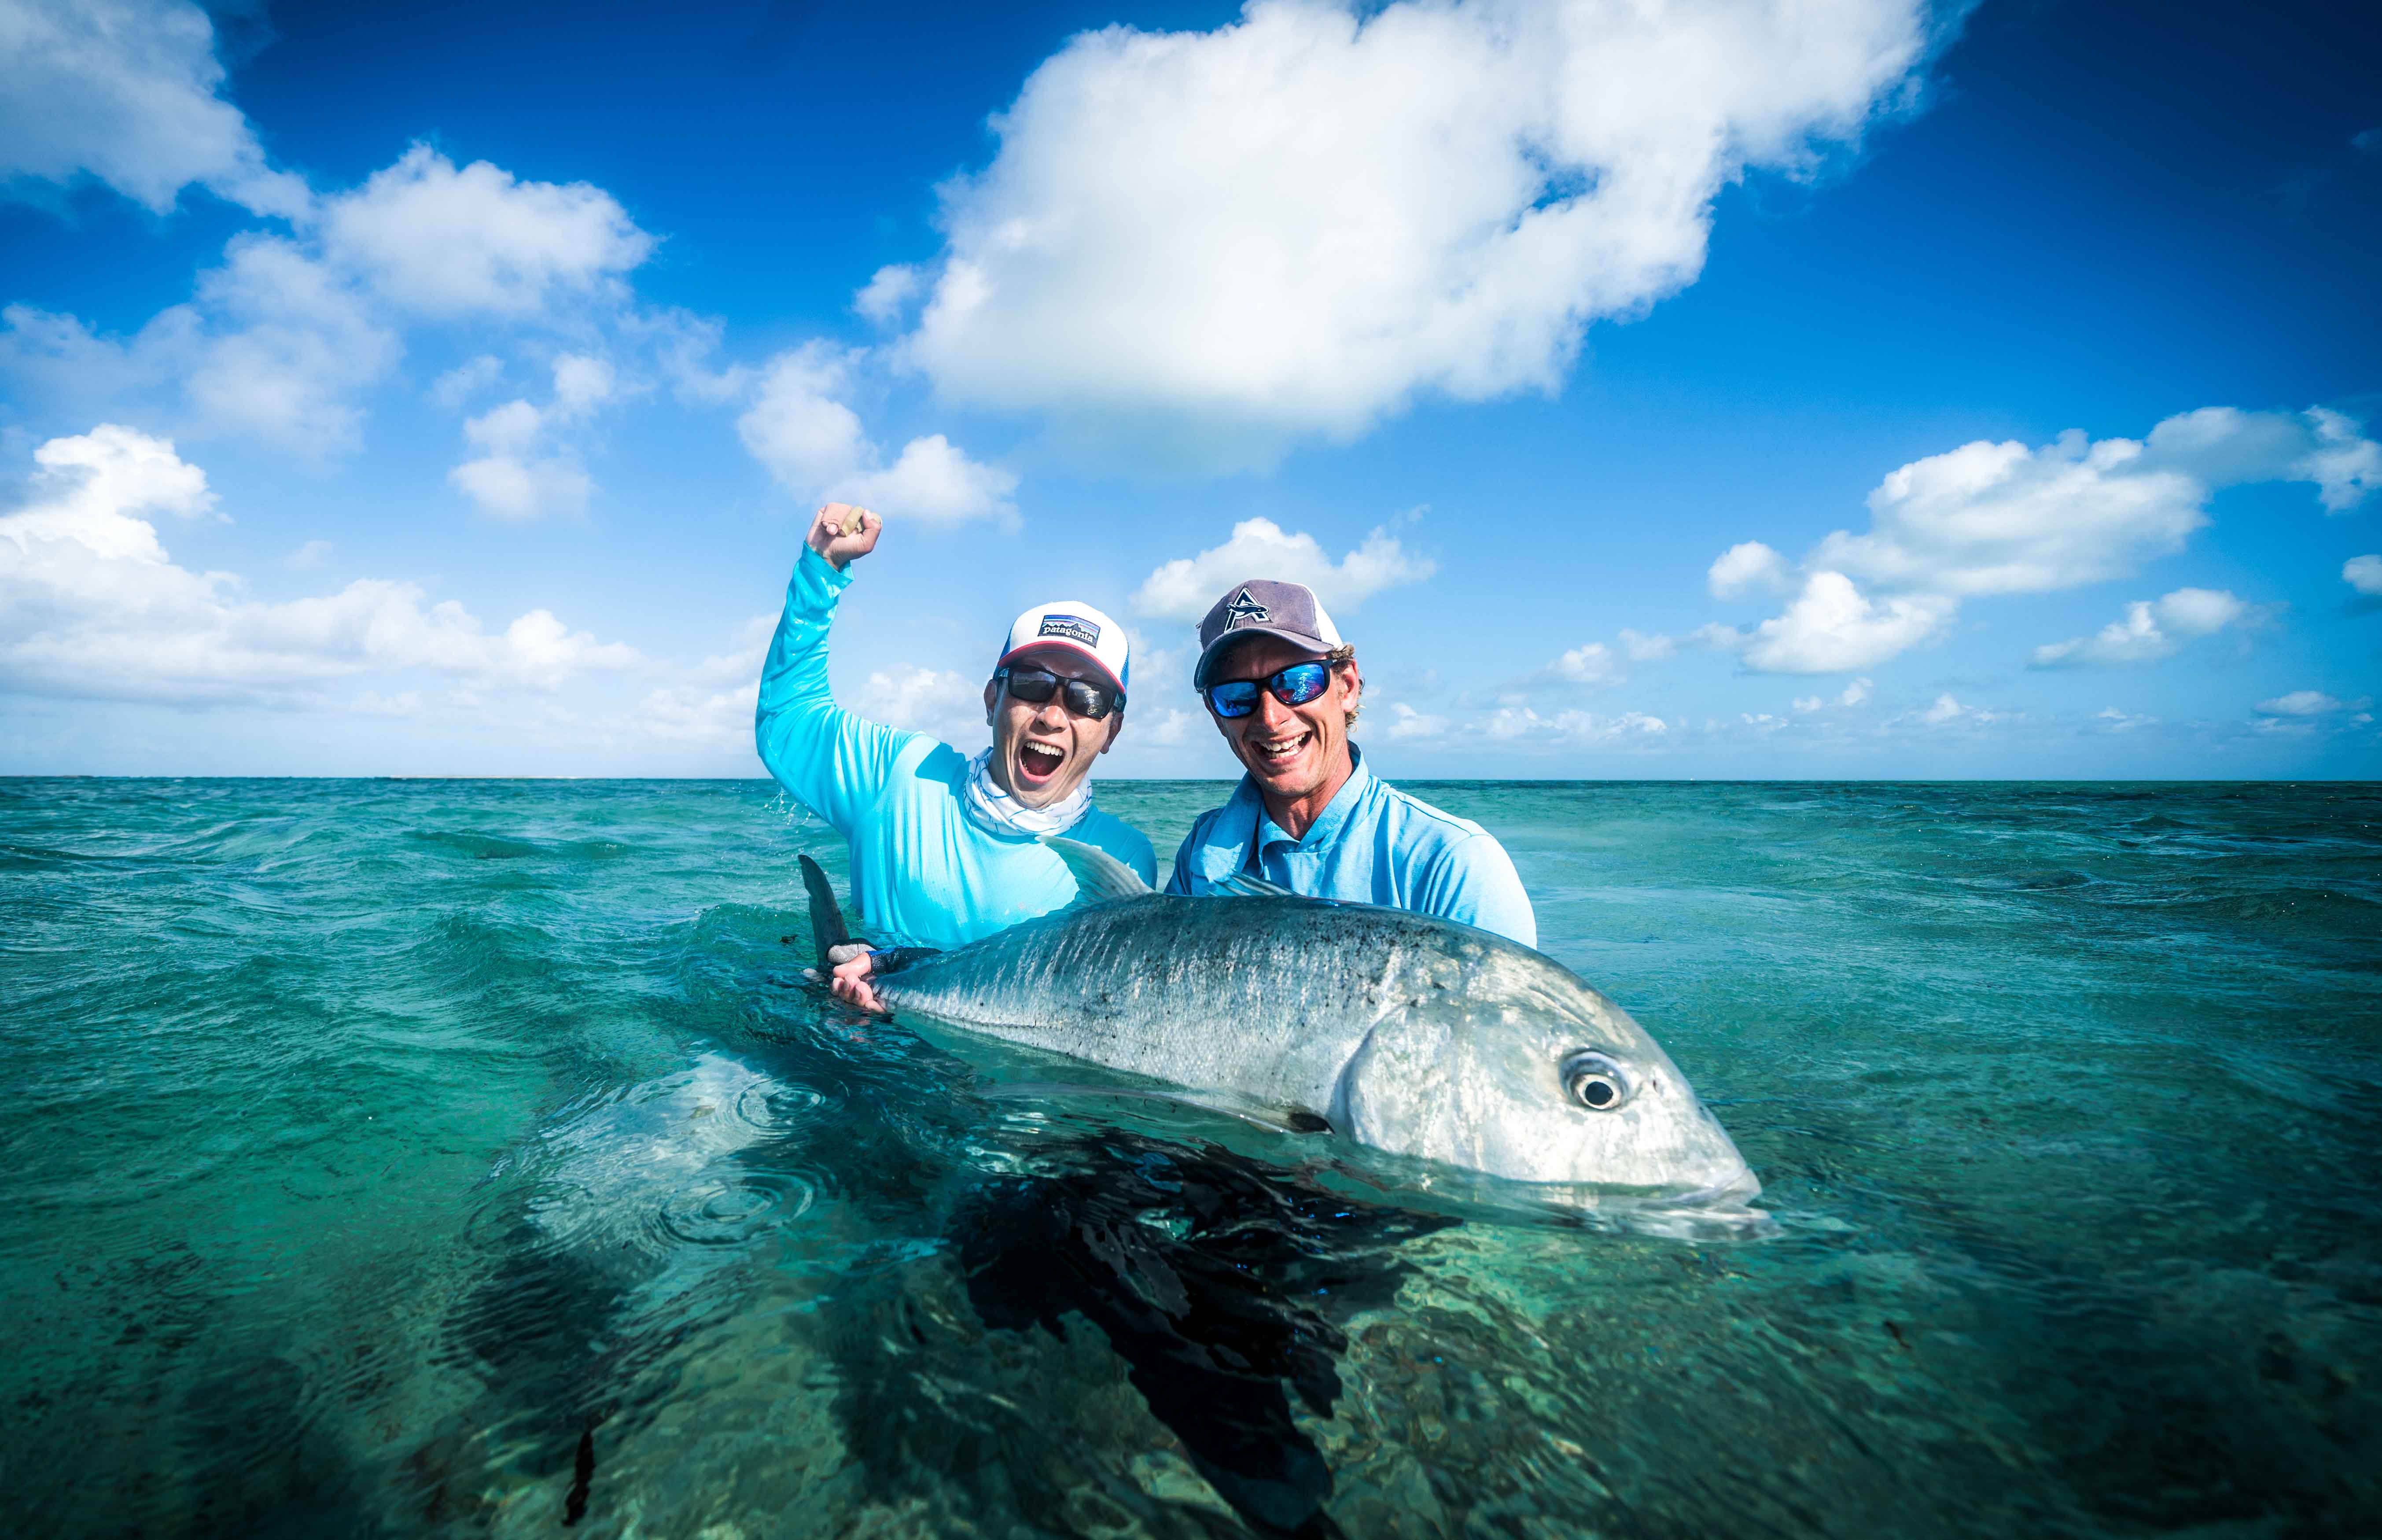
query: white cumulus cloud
0 425 639 704
839 434 1022 526
1817 408 2377 598
16 421 216 525
895 0 1940 468
639 615 773 746
1383 702 1448 741
1131 515 1435 622
2253 690 2349 718
319 145 654 318
2 144 661 458
1481 702 1667 744
1711 405 2378 673
2029 586 2253 668
0 0 309 217
2 233 402 455
1138 706 1198 746
551 353 619 416
2345 554 2382 596
445 353 627 520
852 663 989 750
1708 541 1789 599
2293 408 2382 512
1919 693 2001 726
450 448 593 522
1617 627 1674 661
736 345 866 488
1739 571 1954 674
736 343 1016 523
1687 621 1744 651
430 354 504 410
854 264 922 326
1549 641 1620 683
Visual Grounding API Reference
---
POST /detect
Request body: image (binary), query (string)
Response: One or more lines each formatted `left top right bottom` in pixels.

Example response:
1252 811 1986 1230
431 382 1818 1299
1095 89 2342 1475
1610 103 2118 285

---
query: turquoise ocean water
1 777 2377 1537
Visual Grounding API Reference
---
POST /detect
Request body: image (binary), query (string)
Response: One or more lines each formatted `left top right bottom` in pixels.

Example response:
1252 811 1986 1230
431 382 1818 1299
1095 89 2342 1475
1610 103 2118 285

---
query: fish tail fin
798 854 855 970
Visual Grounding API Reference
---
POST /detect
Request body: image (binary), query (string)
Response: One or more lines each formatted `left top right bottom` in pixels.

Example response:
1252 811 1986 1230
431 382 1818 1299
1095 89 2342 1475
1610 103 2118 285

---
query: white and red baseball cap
996 601 1130 696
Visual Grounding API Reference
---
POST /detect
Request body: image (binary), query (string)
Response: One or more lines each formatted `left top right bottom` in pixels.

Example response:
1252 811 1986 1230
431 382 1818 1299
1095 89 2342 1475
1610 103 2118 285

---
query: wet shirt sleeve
1418 833 1538 950
753 547 920 833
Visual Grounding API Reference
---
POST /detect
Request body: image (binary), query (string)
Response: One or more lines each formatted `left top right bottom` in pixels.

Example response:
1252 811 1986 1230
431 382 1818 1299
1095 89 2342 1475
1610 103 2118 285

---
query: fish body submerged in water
804 842 1757 1208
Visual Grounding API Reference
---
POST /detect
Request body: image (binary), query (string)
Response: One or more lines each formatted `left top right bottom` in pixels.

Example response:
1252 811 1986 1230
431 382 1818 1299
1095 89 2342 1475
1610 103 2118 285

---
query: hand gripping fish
799 839 1758 1208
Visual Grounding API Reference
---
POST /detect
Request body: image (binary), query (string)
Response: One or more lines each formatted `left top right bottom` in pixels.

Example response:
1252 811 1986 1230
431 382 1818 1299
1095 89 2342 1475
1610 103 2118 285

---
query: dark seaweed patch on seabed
815 1129 1452 1539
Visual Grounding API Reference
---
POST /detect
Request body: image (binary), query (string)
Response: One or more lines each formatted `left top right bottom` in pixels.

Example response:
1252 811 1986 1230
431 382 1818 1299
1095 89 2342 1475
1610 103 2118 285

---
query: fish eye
1561 1051 1629 1112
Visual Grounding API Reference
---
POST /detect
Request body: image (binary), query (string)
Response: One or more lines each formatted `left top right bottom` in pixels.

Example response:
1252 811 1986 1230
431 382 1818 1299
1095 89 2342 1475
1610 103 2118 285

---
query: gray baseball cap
1192 578 1346 688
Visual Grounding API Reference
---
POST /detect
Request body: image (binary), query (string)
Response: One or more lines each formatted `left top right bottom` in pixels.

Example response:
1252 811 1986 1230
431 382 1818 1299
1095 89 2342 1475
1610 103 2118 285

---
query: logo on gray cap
1223 588 1270 628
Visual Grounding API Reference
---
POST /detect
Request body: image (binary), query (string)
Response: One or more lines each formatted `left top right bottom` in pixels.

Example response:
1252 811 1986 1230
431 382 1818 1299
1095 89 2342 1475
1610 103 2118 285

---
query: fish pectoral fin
1209 870 1296 900
977 1082 1332 1135
1182 1093 1332 1134
1040 836 1154 903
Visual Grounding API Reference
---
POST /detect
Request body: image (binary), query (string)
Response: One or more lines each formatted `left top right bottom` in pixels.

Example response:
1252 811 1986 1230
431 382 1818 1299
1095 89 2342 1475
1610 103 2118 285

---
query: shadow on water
907 1130 1448 1539
420 1022 1454 1538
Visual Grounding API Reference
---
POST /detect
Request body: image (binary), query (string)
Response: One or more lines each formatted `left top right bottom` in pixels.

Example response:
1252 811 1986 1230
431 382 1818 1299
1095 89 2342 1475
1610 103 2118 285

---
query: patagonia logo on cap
1223 588 1270 628
1037 614 1100 647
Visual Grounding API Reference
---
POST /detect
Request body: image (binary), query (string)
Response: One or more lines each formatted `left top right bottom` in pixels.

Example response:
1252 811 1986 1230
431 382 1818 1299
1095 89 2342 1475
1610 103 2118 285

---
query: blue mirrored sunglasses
1202 660 1334 718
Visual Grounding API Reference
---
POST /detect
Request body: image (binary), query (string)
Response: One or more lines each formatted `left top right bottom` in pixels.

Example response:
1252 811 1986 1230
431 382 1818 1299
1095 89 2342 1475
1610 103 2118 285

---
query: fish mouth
1646 1167 1763 1210
1496 1154 1766 1233
1013 739 1068 789
1551 1186 1776 1241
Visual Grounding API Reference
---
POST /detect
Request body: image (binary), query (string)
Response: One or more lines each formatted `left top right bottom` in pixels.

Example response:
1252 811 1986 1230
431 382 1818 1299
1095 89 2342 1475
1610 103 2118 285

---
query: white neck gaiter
960 748 1092 838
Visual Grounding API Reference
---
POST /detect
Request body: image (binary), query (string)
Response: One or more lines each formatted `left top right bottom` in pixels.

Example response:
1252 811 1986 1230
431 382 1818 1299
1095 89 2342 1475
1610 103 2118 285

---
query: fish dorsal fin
1041 836 1152 903
1211 869 1294 899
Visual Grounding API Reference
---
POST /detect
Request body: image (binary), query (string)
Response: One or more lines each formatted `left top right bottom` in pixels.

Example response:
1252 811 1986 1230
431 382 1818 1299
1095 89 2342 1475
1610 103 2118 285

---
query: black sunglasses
997 666 1123 721
1202 659 1335 719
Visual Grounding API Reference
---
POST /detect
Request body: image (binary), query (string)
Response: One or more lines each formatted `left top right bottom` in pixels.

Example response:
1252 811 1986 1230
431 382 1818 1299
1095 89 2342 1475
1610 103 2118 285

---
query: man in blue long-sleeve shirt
755 503 1154 1006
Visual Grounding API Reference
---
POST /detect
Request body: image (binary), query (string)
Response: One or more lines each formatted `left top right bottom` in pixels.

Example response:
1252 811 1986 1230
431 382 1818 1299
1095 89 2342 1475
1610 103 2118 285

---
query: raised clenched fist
806 503 881 570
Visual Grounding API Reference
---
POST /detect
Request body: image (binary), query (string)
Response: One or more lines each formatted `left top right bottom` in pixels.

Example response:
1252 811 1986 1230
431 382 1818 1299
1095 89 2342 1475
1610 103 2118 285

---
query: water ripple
1 777 2377 1538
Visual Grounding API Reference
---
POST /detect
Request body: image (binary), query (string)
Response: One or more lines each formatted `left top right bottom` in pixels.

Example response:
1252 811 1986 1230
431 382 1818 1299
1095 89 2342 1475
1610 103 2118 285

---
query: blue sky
1 0 2376 778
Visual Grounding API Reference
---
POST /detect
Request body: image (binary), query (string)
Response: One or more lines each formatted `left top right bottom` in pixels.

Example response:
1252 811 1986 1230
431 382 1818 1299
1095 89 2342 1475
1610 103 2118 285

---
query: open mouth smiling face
1207 637 1358 805
985 647 1122 807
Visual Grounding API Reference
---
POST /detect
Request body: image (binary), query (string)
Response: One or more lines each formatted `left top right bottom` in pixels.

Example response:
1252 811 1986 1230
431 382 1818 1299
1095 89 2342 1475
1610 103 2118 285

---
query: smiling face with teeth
980 646 1126 807
1205 634 1363 837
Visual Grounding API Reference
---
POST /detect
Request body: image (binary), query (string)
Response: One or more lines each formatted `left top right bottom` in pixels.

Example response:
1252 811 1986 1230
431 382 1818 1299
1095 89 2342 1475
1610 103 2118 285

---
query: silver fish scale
874 894 1568 1113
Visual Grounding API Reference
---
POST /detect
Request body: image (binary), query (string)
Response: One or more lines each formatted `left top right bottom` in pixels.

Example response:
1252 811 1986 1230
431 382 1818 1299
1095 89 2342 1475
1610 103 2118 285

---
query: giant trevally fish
800 840 1758 1208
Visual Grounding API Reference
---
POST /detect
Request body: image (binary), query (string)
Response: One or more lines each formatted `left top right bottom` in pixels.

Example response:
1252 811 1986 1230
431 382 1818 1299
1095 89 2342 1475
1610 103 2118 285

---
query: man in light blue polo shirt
1165 578 1536 947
